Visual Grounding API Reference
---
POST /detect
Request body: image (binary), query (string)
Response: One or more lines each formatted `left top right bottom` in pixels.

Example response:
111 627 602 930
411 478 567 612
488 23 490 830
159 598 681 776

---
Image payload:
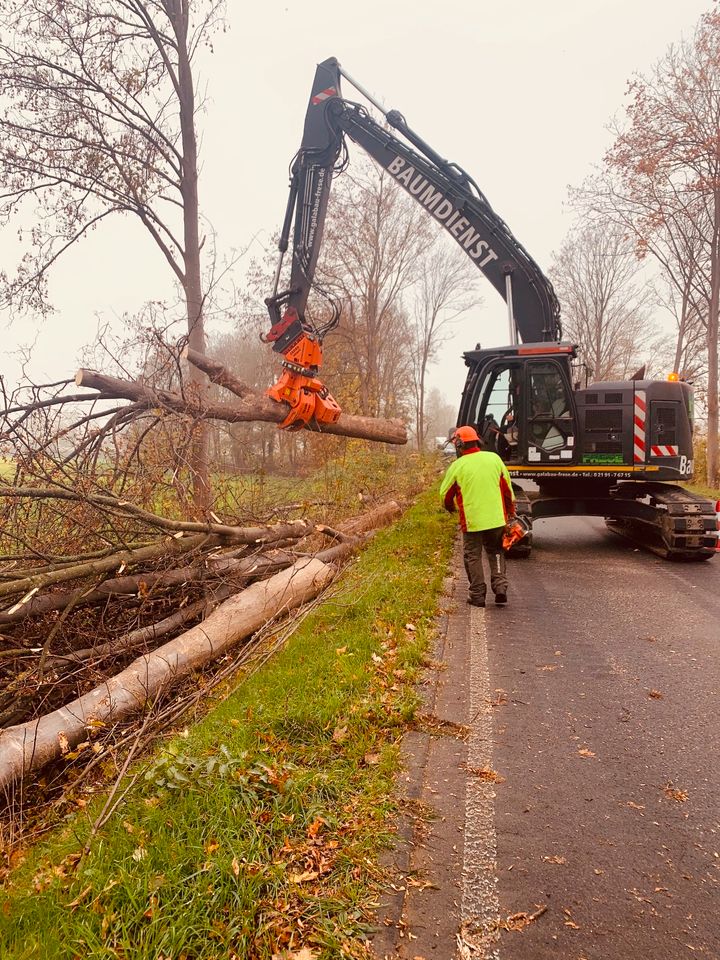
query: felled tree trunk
0 557 335 790
75 369 407 445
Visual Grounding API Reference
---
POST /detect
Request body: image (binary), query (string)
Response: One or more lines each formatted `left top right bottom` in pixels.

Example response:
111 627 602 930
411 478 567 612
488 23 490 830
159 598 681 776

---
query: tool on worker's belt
502 515 531 552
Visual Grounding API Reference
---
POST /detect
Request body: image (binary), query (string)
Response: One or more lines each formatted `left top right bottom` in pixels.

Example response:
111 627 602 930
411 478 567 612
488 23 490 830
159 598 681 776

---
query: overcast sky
0 0 712 405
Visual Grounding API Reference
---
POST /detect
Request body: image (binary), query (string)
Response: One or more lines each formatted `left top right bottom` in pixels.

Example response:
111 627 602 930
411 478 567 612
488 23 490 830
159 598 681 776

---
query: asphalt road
489 515 719 959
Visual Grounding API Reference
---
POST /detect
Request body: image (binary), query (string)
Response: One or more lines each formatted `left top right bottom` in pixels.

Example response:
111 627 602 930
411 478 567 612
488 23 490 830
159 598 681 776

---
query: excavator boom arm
265 57 562 428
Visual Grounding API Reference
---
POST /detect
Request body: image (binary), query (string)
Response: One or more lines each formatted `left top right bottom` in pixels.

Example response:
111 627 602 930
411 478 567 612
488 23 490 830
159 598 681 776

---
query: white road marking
458 607 501 959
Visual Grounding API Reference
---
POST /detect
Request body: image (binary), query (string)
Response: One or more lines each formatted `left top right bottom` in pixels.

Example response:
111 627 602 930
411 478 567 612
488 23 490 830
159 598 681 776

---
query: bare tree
318 162 435 418
423 386 457 445
549 221 660 381
409 245 480 450
0 0 225 508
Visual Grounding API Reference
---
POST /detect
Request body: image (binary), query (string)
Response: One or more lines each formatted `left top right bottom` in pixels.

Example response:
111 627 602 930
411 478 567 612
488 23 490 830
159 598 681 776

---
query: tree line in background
554 8 720 484
1 2 720 486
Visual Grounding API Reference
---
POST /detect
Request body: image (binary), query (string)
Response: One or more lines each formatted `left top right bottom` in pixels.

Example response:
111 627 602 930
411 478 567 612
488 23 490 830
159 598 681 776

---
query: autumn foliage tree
580 9 720 483
0 0 225 508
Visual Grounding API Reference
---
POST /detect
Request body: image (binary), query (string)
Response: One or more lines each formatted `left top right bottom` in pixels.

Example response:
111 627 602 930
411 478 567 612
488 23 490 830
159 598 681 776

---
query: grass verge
685 481 720 501
0 491 456 959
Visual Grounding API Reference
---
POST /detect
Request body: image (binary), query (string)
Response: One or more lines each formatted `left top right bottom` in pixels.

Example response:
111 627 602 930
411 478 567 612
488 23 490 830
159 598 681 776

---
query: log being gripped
0 557 335 791
74 369 407 445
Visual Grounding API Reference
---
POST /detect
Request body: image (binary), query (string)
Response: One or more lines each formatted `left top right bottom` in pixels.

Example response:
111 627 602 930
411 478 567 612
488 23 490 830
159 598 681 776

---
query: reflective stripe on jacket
439 449 515 532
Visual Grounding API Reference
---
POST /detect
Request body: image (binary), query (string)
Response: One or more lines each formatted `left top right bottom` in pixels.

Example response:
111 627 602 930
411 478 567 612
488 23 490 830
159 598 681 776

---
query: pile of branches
0 338 407 798
0 483 401 791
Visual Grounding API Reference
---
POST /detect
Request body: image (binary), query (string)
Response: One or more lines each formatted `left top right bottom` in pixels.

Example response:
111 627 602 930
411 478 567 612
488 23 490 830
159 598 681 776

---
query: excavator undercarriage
509 480 718 561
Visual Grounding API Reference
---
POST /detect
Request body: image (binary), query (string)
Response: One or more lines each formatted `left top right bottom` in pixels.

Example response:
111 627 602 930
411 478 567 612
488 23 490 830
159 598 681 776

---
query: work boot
494 593 507 605
467 598 485 608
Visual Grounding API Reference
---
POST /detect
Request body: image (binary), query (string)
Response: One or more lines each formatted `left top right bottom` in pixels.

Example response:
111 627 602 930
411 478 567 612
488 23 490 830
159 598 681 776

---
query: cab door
462 359 525 462
525 360 577 463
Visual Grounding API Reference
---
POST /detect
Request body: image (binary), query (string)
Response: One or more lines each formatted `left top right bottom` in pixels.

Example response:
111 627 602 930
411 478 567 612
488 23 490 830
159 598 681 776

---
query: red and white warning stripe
650 444 679 457
311 86 337 104
633 390 646 463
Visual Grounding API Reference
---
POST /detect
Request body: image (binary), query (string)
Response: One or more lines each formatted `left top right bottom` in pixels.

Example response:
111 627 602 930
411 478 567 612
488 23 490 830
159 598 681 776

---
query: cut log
0 564 208 626
74 369 407 445
0 535 214 603
339 500 402 536
0 557 335 789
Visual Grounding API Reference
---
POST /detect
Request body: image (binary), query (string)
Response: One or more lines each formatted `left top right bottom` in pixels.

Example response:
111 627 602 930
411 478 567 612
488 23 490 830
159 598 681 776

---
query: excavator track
605 483 718 561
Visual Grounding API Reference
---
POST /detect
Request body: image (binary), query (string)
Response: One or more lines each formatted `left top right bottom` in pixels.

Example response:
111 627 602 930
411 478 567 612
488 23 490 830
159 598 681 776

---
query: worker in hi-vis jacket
439 425 516 607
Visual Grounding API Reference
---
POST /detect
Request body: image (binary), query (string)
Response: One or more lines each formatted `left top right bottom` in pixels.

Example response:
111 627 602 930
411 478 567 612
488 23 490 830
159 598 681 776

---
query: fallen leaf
67 885 92 909
58 732 70 755
231 857 240 877
273 950 318 960
131 847 147 862
364 752 381 766
406 877 438 891
205 839 220 855
627 801 645 811
542 855 567 864
578 748 595 758
539 665 558 672
465 765 506 783
332 725 348 744
335 646 347 655
664 782 688 803
289 869 319 884
648 689 663 700
405 623 416 631
307 817 325 838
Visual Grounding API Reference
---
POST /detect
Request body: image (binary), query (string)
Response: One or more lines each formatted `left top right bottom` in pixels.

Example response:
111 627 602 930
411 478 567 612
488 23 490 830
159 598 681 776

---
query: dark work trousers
462 526 508 603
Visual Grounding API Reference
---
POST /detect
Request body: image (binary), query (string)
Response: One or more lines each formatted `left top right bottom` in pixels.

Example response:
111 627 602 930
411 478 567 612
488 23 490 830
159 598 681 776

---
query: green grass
0 490 456 959
685 482 720 501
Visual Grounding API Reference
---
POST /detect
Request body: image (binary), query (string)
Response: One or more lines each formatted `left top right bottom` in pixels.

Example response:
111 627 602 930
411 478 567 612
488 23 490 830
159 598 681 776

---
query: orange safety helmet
451 425 481 453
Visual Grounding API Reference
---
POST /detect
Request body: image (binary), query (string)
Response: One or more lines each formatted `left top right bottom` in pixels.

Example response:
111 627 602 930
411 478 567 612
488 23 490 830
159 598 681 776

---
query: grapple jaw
265 310 341 430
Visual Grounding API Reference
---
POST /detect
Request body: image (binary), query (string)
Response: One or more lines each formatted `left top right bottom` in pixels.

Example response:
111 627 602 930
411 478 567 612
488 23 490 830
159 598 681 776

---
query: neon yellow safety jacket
439 449 515 532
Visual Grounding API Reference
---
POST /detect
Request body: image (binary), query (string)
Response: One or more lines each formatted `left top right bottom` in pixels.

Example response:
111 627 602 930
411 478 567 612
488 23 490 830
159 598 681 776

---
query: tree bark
0 535 214 603
0 488 313 542
338 500 402 535
0 557 335 789
74 369 407 445
182 347 256 398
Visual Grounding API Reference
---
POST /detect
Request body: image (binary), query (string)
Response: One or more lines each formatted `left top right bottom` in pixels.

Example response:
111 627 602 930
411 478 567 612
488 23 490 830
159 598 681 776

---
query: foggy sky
0 0 712 405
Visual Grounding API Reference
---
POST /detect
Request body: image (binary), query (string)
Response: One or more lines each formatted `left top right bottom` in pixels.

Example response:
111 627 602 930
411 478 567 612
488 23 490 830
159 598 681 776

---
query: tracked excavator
264 57 718 561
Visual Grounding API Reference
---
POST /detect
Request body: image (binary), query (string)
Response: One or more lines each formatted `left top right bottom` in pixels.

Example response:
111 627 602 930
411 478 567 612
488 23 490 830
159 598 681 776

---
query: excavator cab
459 344 578 467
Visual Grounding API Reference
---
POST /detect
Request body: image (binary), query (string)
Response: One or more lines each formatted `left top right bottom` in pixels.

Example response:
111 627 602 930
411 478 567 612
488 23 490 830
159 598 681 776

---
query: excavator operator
439 426 516 607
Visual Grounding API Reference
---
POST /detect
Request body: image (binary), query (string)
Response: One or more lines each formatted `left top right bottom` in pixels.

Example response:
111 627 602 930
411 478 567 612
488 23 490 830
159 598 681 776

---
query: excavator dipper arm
265 57 561 428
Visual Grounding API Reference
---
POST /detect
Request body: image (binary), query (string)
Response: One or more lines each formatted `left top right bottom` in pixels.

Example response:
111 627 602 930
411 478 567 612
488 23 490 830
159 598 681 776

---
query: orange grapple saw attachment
264 309 341 430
